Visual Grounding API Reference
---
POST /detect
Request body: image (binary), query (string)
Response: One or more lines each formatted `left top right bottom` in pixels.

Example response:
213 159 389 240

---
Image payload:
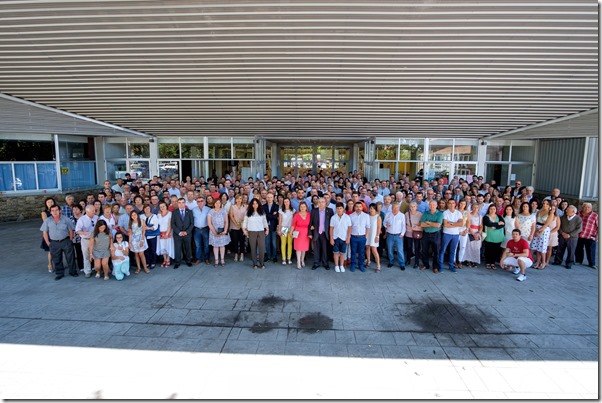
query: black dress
40 209 51 251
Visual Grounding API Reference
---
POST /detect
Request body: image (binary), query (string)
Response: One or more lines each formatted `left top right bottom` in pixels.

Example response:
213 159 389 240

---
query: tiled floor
0 220 598 399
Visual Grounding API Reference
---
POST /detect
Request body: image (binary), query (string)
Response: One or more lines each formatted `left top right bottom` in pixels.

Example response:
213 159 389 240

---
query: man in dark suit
171 198 194 268
309 197 334 270
263 193 280 263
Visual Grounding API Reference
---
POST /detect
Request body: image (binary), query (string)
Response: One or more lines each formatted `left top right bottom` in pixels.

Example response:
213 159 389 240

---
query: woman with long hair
40 197 56 273
242 198 269 270
501 205 519 249
229 194 247 262
531 199 555 269
546 205 561 268
517 202 536 244
143 204 160 270
156 201 174 267
278 197 295 265
464 202 483 268
128 210 149 274
110 232 130 280
482 204 505 269
89 220 112 280
455 199 469 269
365 203 382 271
290 201 311 270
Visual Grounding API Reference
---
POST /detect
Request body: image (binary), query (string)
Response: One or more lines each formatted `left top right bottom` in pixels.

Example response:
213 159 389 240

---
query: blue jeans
439 233 460 269
194 227 210 261
265 230 278 260
350 236 366 271
386 233 405 267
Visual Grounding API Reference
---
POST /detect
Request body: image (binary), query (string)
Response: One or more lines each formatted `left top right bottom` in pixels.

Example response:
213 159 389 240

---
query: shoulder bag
409 214 423 240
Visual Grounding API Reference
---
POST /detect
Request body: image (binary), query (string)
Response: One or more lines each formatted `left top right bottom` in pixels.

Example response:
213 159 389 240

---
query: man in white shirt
349 201 371 272
384 203 407 270
329 202 352 273
75 205 98 278
440 199 464 272
185 190 197 210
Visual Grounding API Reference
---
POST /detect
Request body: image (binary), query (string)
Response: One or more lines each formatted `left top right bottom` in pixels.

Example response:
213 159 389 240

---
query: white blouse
243 212 269 232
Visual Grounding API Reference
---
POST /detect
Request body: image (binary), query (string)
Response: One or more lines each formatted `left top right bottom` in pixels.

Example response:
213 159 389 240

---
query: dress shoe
359 267 365 272
553 260 562 266
54 274 64 281
311 265 319 270
590 265 598 270
193 260 200 265
565 264 572 270
349 266 356 272
324 265 330 270
186 262 192 267
174 263 180 269
433 268 439 273
400 266 406 271
387 263 393 268
205 260 210 265
69 272 79 277
273 257 278 263
419 266 427 271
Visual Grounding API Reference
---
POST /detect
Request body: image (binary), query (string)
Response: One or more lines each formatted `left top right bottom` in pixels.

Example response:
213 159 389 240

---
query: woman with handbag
277 198 295 265
229 194 247 262
404 201 423 268
290 201 311 270
208 198 231 267
143 204 160 270
464 203 483 267
482 204 505 269
156 202 175 267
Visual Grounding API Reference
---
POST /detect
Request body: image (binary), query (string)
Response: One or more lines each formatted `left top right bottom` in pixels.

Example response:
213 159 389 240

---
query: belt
195 226 208 230
351 234 365 238
387 232 401 236
51 237 69 242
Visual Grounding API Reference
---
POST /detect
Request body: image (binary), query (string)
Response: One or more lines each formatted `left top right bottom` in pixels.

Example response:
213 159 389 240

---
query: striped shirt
578 211 598 241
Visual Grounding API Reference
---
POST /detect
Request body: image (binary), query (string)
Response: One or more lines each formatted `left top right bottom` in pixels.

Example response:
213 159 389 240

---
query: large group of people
40 170 598 283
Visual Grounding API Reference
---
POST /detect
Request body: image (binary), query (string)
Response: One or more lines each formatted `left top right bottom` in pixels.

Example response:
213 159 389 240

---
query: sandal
220 260 225 267
134 269 141 274
253 265 258 270
375 266 381 273
48 264 54 273
144 268 150 273
214 261 218 268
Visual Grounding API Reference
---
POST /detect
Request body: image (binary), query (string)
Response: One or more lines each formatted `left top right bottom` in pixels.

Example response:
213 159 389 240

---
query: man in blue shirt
191 197 211 265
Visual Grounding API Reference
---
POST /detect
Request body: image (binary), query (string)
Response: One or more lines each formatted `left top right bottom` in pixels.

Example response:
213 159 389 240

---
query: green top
420 210 443 233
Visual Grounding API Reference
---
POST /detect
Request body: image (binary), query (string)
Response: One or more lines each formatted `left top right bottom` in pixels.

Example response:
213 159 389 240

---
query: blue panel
14 164 36 190
61 161 96 189
0 164 13 191
37 163 58 189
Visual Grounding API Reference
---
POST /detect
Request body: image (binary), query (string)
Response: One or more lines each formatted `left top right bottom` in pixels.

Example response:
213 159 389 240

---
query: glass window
105 142 127 159
128 143 150 158
0 164 13 191
335 148 350 161
454 163 477 182
208 142 232 159
159 142 180 159
159 160 180 181
426 162 451 183
61 161 96 189
511 164 533 184
376 162 396 180
454 140 478 161
14 164 36 190
37 163 58 189
428 140 453 162
59 141 90 161
280 146 296 161
181 143 204 159
129 160 150 181
297 146 313 169
486 145 511 161
375 144 397 161
486 163 510 186
0 140 55 161
234 144 254 160
511 145 534 162
106 160 128 181
399 139 424 161
397 161 424 180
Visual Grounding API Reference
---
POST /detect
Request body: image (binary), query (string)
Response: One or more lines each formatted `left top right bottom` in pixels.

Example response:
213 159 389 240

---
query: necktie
181 210 185 220
319 212 324 234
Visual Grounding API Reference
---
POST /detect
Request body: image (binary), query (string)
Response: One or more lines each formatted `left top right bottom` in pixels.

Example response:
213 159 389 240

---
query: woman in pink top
290 201 311 269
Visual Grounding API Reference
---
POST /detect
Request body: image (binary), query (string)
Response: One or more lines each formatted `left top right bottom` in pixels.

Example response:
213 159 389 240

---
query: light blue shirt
192 205 211 228
415 200 429 214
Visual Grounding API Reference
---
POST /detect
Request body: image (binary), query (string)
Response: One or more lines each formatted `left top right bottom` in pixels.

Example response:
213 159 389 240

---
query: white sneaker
512 267 520 275
340 266 346 273
335 266 340 272
516 274 526 282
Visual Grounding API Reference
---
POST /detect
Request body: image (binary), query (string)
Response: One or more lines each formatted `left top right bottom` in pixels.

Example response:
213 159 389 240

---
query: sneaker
234 255 239 262
512 267 520 275
516 274 526 282
287 259 293 265
95 273 100 279
282 260 287 265
450 267 457 273
340 266 345 273
335 266 340 272
84 273 91 278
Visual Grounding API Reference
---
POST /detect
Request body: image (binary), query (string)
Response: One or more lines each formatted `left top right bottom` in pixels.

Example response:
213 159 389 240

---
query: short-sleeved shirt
330 213 352 240
420 210 443 233
40 215 74 240
442 209 463 235
349 211 371 236
506 238 532 261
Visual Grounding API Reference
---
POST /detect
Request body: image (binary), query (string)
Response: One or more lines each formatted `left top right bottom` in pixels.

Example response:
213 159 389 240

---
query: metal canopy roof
0 0 598 139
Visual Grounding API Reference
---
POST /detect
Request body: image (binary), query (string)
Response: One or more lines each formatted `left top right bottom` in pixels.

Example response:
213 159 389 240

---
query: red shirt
506 238 532 261
578 211 598 241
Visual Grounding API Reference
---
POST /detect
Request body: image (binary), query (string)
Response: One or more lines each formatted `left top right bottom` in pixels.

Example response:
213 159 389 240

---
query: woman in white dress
365 203 382 271
156 201 175 267
128 210 148 274
501 205 519 248
464 203 483 267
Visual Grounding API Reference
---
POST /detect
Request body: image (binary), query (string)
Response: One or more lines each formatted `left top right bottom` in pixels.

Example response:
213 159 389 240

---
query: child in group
110 232 130 280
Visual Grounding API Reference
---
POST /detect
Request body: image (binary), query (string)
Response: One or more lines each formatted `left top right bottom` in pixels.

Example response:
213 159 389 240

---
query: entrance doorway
277 144 352 177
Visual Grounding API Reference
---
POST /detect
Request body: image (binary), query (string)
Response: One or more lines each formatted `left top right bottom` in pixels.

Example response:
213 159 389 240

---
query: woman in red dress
291 201 311 270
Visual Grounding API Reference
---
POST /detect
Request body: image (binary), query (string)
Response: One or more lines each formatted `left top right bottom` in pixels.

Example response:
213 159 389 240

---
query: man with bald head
75 205 98 278
553 205 583 270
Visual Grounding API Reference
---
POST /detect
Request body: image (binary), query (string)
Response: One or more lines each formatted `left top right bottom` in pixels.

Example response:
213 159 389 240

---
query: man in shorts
500 229 533 282
329 202 352 273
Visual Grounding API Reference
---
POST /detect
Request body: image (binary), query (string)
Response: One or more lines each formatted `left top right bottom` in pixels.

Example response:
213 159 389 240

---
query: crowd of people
40 171 598 282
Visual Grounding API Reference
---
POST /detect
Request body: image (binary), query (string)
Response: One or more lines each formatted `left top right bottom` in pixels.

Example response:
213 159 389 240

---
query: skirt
531 225 550 253
548 231 559 248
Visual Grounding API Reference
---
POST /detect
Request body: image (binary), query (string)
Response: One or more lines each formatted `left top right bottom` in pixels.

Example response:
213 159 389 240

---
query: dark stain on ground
259 295 286 307
402 301 497 334
298 312 334 333
249 321 279 333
